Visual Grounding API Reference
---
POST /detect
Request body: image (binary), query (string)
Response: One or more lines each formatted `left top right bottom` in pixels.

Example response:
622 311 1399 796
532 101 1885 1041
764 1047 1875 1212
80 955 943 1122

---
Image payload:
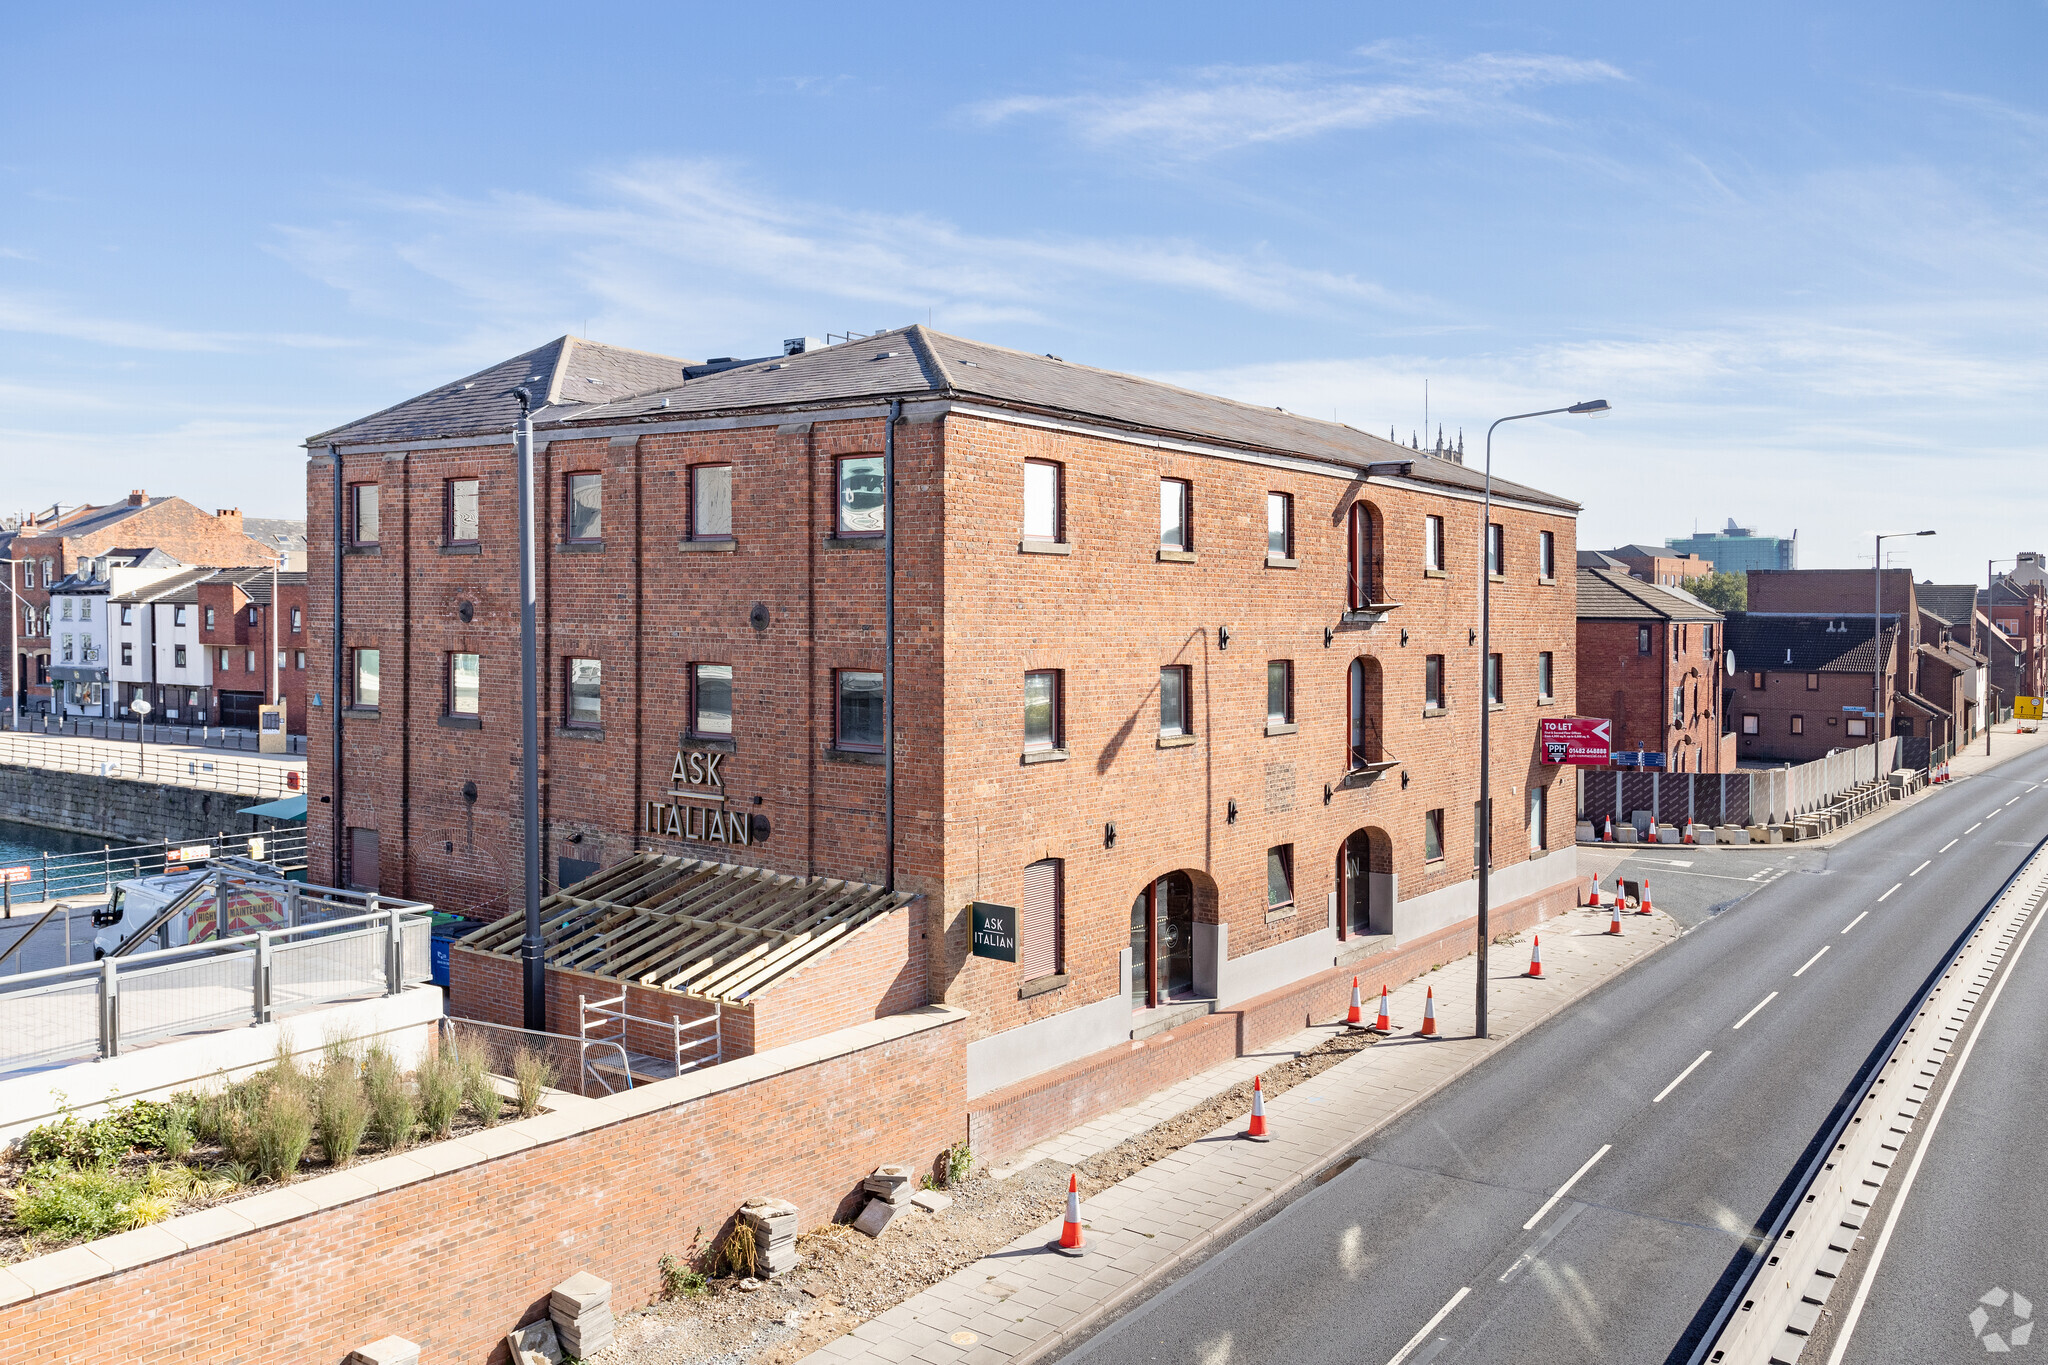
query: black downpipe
883 399 900 893
329 445 344 891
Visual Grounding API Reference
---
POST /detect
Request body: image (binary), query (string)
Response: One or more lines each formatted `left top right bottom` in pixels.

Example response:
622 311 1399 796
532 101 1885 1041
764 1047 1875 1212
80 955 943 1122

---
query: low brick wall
0 762 269 844
968 875 1580 1162
1 1008 966 1365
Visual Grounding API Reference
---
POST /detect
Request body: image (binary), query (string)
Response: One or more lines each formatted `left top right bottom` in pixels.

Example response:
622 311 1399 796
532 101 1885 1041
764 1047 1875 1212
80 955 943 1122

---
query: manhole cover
951 1330 980 1345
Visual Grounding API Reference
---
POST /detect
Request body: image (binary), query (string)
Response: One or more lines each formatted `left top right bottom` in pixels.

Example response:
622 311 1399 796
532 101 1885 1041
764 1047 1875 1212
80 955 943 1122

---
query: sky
2 2 2043 583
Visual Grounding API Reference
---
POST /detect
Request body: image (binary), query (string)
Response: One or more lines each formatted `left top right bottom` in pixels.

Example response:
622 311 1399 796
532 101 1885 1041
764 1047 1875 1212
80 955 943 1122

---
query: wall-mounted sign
1610 751 1667 770
970 901 1018 962
644 747 765 846
1539 716 1612 767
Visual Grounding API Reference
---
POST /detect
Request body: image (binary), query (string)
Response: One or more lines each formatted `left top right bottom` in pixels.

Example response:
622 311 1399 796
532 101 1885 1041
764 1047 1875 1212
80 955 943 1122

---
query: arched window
1347 502 1382 610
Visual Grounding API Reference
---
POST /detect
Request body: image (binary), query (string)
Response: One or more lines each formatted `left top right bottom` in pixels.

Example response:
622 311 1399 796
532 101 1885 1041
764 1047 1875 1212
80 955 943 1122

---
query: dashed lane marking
1879 884 1902 902
1795 945 1831 977
1387 1287 1470 1365
1498 1202 1588 1284
1941 840 1958 852
1654 1050 1713 1103
1912 860 1932 876
1734 992 1778 1029
1843 911 1869 934
1523 1145 1612 1231
1968 823 1984 833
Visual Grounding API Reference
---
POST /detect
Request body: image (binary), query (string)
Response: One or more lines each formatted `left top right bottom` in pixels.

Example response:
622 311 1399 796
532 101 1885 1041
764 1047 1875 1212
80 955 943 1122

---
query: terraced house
304 327 1582 1145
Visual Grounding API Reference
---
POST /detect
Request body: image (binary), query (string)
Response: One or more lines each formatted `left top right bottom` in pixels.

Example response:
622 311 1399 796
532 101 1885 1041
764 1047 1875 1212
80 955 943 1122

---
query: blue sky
3 2 2043 582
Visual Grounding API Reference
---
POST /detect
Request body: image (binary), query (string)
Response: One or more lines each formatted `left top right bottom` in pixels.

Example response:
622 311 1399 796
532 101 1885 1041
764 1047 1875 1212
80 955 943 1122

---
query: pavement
795 902 1681 1365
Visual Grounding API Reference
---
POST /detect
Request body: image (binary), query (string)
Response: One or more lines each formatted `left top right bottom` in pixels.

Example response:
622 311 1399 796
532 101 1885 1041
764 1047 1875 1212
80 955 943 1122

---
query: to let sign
1538 717 1612 767
970 901 1018 962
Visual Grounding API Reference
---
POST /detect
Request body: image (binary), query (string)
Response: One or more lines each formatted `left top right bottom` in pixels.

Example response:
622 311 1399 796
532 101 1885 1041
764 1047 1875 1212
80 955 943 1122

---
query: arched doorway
1130 871 1197 1009
1336 828 1393 939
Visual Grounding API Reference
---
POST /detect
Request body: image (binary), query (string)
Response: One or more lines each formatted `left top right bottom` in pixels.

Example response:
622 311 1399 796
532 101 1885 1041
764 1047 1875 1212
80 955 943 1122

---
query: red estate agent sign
1540 717 1612 766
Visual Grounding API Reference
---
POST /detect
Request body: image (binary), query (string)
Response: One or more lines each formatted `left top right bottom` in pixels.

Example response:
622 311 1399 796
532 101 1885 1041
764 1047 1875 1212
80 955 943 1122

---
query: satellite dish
1725 651 1737 677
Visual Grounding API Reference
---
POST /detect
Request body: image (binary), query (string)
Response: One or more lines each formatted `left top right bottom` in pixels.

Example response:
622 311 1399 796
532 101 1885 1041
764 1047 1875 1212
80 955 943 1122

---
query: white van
91 855 290 958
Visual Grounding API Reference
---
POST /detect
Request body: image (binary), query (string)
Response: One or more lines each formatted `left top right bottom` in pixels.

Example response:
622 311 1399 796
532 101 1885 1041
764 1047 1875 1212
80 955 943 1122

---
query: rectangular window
1024 670 1061 750
836 670 885 750
566 472 603 542
445 477 480 545
350 483 380 545
245 649 257 673
79 598 92 621
1847 717 1868 738
247 605 259 626
354 648 380 709
567 658 602 727
1159 665 1191 736
173 605 186 626
1540 530 1556 580
1159 479 1191 552
449 653 480 716
346 827 380 894
39 558 52 585
1425 515 1445 571
294 650 305 670
1702 624 1713 658
1425 654 1445 709
1267 845 1294 911
1267 660 1293 724
1537 651 1554 701
1424 809 1445 862
836 455 885 537
120 605 132 625
1020 858 1064 980
691 464 733 540
60 598 72 620
1266 492 1292 558
61 635 73 663
1487 522 1505 577
1790 714 1804 735
174 644 187 669
291 607 302 633
20 563 31 589
692 663 733 736
1638 625 1653 655
1023 460 1062 541
120 641 133 667
1742 713 1759 735
1488 653 1504 705
1529 786 1548 852
218 648 230 671
205 607 215 630
1805 673 1820 691
1750 671 1765 690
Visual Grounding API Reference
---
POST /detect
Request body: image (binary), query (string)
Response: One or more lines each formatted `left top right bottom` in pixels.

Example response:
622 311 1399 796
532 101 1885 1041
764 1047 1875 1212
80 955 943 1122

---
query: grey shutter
1021 859 1061 979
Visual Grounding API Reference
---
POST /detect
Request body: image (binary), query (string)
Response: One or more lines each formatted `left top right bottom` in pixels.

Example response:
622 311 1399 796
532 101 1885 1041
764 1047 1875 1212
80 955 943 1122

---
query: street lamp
129 696 151 777
1476 398 1609 1040
1873 530 1936 743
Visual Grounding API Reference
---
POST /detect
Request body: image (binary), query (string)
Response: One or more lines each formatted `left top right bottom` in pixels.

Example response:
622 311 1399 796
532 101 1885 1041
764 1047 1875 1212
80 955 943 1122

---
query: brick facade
194 573 310 734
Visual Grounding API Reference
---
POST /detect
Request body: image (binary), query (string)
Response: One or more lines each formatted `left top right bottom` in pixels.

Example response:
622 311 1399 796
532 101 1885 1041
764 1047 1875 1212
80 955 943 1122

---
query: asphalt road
1807 812 2048 1364
1059 755 2048 1365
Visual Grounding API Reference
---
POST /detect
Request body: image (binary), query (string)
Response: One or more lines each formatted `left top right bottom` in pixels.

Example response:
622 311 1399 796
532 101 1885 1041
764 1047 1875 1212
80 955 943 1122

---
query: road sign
0 866 29 885
1539 716 1612 767
2018 696 2043 720
1611 751 1667 770
165 844 212 866
969 901 1017 962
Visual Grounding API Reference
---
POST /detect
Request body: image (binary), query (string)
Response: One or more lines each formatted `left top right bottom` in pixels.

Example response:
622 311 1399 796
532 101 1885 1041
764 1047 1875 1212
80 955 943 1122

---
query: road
1058 755 2048 1365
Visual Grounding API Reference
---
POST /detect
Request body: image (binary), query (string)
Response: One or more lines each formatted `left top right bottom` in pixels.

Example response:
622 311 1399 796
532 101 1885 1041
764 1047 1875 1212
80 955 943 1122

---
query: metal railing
0 829 308 906
2 712 308 756
0 881 432 1076
442 1017 609 1099
0 730 304 799
576 991 723 1094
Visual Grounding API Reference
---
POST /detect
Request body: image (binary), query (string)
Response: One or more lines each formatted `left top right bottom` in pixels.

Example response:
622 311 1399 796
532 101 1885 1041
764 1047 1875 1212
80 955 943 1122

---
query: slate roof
1578 550 1627 570
197 566 306 605
1722 614 1896 673
310 326 1579 511
242 517 306 552
1917 583 1979 632
11 499 165 543
1576 567 1723 622
110 568 217 605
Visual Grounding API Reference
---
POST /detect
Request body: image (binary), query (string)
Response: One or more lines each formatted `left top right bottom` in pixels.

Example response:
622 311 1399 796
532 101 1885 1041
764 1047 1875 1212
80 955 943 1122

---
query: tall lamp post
511 387 545 1032
1873 530 1935 742
1476 399 1609 1040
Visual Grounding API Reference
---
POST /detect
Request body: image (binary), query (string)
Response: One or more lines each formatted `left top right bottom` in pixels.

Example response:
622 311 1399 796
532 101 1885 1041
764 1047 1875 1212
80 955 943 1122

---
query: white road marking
1910 861 1931 876
1940 839 1958 852
1987 810 2002 820
1825 875 2048 1363
1842 911 1869 934
1522 1145 1612 1231
1794 946 1830 977
1968 823 1983 833
1733 992 1778 1029
1654 1051 1713 1103
1878 884 1901 902
1387 1287 1471 1365
1498 1203 1586 1283
2006 797 2019 806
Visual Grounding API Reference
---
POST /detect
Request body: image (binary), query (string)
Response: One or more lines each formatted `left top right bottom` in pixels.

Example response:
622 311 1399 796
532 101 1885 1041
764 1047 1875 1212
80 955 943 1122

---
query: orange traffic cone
1057 1173 1084 1252
1683 821 1695 845
1607 902 1623 935
1527 935 1543 978
1371 985 1393 1033
1602 815 1614 842
1418 986 1439 1037
1637 877 1654 916
1243 1075 1271 1141
1345 976 1364 1026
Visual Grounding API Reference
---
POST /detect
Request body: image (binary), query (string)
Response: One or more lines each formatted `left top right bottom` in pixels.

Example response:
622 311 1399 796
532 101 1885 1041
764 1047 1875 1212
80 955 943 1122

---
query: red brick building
1987 573 2048 701
1597 545 1715 588
194 568 311 733
306 328 1582 1097
1575 567 1731 771
5 494 293 717
1721 616 1902 762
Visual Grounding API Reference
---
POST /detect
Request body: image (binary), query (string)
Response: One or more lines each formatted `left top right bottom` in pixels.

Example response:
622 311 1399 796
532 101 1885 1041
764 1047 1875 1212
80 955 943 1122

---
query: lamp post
1873 530 1936 743
1476 398 1609 1040
129 696 151 777
511 387 545 1032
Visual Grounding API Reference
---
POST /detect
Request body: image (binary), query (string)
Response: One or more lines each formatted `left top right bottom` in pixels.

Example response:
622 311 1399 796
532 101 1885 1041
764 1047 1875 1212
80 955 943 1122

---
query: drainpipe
513 389 545 1030
329 445 344 890
884 398 900 893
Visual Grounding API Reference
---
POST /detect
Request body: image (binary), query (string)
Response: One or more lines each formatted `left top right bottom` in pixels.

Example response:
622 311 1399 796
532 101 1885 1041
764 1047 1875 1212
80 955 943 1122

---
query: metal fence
0 883 433 1076
0 828 309 907
2 712 307 756
0 730 304 799
1580 737 1909 828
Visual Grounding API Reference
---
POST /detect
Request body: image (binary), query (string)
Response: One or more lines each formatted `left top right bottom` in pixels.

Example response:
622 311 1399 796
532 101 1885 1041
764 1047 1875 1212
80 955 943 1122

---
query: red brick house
194 568 311 734
1987 573 2048 701
1575 567 1731 772
306 328 1582 1105
1596 545 1715 588
1721 616 1903 762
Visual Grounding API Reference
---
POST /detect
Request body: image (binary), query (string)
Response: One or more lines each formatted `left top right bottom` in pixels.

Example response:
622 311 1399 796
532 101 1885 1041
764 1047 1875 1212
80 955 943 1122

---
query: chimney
215 507 242 533
128 490 146 507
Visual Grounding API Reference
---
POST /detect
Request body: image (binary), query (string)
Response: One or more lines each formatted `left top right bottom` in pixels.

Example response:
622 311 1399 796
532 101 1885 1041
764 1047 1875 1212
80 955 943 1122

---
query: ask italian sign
970 902 1018 962
1539 717 1613 767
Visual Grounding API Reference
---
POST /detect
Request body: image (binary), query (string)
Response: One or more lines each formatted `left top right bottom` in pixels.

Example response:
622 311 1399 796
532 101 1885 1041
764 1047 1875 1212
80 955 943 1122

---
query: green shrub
416 1049 464 1140
363 1046 417 1151
252 1085 313 1183
20 1100 173 1168
944 1139 974 1188
512 1044 555 1118
9 1163 145 1242
659 1253 708 1299
457 1045 501 1128
159 1103 197 1164
315 1061 371 1167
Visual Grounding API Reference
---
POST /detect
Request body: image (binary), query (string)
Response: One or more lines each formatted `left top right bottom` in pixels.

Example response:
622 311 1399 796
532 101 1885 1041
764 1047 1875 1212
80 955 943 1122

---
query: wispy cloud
0 293 360 353
968 50 1625 154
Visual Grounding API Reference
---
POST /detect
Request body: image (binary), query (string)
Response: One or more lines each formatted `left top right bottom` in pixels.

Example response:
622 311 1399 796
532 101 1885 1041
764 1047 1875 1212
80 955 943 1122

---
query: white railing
577 991 723 1093
0 829 309 907
0 731 305 799
0 886 433 1076
3 712 309 756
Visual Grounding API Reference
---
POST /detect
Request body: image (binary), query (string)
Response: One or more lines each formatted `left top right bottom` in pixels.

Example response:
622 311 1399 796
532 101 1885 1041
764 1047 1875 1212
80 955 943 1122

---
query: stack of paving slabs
549 1272 614 1359
741 1197 801 1277
347 1338 420 1365
854 1164 914 1237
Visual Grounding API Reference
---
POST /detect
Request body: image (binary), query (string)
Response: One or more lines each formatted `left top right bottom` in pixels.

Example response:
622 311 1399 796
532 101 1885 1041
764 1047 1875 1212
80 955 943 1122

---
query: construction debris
909 1189 953 1214
346 1337 420 1365
504 1318 563 1365
852 1197 903 1238
741 1197 802 1277
550 1271 614 1358
863 1165 915 1205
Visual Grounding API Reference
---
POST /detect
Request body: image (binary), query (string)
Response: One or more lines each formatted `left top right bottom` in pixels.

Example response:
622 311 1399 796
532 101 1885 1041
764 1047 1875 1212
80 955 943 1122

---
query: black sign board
970 901 1018 962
